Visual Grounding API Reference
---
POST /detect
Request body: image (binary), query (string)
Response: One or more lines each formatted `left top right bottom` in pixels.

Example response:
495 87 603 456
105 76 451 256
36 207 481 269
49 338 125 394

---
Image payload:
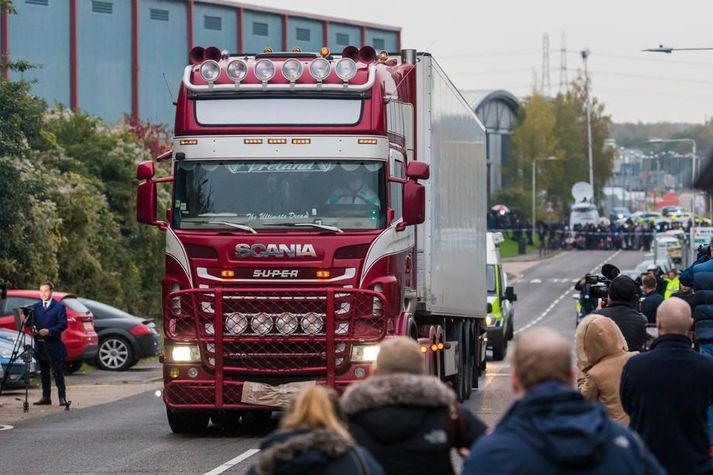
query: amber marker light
377 50 389 62
316 270 331 279
437 342 444 350
244 138 263 144
420 345 428 353
320 47 331 57
268 138 287 144
220 269 235 278
431 343 439 352
358 138 378 145
263 47 273 53
179 139 198 145
292 138 311 144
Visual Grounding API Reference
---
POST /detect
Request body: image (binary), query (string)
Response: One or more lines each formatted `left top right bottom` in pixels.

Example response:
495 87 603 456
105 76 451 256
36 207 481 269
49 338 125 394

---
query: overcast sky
242 0 713 124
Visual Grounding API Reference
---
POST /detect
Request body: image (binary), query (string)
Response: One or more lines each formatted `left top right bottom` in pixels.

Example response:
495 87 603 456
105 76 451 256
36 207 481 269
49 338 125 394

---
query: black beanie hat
608 275 639 302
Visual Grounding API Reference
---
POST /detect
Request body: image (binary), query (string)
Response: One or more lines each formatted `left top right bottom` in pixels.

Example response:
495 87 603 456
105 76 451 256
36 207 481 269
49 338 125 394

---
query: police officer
32 281 68 406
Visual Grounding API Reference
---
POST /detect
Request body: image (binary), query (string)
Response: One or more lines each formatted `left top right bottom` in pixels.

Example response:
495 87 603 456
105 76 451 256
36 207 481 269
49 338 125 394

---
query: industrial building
0 0 400 126
462 90 521 197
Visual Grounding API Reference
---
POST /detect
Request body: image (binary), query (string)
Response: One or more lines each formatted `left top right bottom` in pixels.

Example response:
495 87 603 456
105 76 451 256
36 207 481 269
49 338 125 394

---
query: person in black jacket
594 275 648 351
341 337 487 475
31 281 68 406
620 297 713 475
247 385 384 475
463 327 663 475
640 275 664 324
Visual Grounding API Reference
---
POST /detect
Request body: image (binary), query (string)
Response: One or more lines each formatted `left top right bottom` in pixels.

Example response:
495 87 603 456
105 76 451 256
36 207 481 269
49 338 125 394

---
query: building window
296 27 311 42
25 0 49 5
373 38 385 50
253 22 268 36
204 15 222 31
91 1 113 15
150 8 169 22
336 33 349 45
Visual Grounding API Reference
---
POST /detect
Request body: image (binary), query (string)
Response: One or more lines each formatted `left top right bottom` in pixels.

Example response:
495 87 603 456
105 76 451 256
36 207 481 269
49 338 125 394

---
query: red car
0 290 99 373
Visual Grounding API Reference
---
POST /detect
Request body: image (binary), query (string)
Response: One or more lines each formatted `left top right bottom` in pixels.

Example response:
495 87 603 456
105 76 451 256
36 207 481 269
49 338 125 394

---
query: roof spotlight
226 59 248 82
309 57 331 81
199 60 221 82
255 59 276 82
335 58 357 81
281 58 304 82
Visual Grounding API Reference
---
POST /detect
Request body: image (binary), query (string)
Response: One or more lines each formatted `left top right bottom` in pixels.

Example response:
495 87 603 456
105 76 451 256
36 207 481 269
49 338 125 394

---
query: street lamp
646 138 697 214
581 50 594 194
532 156 558 228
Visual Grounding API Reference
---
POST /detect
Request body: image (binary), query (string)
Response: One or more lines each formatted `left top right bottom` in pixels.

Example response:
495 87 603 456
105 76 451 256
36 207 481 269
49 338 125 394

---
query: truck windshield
173 160 386 231
486 265 497 294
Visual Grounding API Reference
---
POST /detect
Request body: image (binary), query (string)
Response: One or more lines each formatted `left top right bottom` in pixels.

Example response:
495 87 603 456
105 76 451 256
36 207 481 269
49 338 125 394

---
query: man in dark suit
620 297 713 475
31 281 68 406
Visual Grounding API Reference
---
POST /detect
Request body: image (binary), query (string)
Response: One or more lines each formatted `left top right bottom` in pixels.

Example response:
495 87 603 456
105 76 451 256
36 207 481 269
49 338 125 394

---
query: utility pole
581 49 594 199
541 34 551 96
559 32 568 93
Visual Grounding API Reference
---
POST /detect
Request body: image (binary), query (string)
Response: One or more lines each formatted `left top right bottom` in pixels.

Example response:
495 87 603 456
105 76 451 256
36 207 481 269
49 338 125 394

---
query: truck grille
165 288 386 374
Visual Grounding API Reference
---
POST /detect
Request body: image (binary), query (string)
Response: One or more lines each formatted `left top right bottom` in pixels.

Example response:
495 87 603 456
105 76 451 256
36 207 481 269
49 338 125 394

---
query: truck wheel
211 412 243 432
491 330 507 361
506 317 514 341
167 408 209 434
451 322 467 402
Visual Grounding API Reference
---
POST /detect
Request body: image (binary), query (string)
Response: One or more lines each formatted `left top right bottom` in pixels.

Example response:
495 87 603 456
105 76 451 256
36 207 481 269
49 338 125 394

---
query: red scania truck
136 45 488 433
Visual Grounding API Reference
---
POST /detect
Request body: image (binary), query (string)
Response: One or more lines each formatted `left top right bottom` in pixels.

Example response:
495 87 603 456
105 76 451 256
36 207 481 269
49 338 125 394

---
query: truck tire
167 408 209 434
506 317 514 341
451 322 467 402
491 329 507 361
462 322 474 399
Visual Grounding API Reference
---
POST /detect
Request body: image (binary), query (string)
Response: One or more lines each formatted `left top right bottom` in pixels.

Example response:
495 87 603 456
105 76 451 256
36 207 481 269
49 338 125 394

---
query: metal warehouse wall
0 0 400 127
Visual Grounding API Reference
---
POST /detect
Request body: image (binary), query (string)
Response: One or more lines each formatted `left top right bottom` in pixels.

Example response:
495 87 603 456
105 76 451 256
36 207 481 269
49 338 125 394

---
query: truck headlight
486 314 494 326
169 345 200 362
335 58 357 81
351 344 380 362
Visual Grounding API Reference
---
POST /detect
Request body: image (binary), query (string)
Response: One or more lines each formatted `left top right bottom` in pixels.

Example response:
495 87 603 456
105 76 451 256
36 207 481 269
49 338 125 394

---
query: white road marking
515 250 622 334
529 279 542 284
203 449 260 475
0 424 13 431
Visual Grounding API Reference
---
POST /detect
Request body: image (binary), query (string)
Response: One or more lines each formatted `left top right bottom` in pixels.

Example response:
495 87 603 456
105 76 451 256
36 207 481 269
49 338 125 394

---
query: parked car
636 253 674 275
0 335 37 388
0 290 98 373
652 235 682 263
661 206 686 218
78 298 160 371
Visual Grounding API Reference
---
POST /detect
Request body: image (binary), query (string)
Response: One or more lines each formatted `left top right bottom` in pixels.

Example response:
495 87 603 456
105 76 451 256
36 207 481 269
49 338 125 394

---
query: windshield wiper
272 222 344 233
206 221 258 233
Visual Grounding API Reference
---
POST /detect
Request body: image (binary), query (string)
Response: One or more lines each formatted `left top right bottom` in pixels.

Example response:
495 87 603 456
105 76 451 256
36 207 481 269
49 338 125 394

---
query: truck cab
486 232 516 360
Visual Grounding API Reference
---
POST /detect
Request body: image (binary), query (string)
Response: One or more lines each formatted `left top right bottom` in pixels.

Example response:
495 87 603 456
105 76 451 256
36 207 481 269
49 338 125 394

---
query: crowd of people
242 240 713 475
490 211 695 252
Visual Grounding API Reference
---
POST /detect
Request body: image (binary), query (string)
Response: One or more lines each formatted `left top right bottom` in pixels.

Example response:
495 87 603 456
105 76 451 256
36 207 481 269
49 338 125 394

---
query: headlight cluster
168 345 201 363
351 344 380 362
223 312 325 336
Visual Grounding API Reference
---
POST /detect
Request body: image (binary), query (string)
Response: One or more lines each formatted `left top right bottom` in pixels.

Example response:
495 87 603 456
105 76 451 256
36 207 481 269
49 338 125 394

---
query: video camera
578 264 621 300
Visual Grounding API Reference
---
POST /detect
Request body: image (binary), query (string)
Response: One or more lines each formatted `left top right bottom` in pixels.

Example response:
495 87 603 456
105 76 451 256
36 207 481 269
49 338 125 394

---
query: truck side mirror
137 181 158 225
505 286 517 302
401 181 425 228
137 160 155 180
406 161 430 180
487 302 493 313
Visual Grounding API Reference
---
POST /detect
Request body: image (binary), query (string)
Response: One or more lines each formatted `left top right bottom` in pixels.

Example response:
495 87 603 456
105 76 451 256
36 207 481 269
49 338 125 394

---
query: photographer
32 281 68 406
593 276 648 351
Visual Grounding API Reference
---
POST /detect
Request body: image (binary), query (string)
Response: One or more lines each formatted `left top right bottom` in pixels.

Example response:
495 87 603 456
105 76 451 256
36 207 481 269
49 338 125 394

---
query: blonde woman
576 314 637 425
247 385 384 475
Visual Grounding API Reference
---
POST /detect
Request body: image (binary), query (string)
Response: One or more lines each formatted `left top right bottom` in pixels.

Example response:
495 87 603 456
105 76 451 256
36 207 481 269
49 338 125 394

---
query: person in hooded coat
462 327 663 475
341 337 487 475
246 385 384 475
593 275 648 351
575 314 637 425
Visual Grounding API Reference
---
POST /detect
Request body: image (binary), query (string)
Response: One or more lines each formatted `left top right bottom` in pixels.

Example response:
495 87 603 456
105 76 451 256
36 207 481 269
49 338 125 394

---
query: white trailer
413 53 488 397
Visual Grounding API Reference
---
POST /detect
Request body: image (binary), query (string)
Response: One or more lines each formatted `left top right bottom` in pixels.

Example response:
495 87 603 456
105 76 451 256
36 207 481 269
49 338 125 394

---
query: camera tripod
0 307 37 412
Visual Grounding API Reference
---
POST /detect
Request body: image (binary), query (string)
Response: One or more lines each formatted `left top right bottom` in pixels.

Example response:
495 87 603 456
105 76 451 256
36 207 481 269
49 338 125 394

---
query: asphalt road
464 249 646 428
0 250 646 474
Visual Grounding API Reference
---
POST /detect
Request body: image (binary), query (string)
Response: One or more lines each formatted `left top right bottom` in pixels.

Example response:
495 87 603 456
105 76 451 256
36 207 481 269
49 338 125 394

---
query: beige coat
575 315 637 425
